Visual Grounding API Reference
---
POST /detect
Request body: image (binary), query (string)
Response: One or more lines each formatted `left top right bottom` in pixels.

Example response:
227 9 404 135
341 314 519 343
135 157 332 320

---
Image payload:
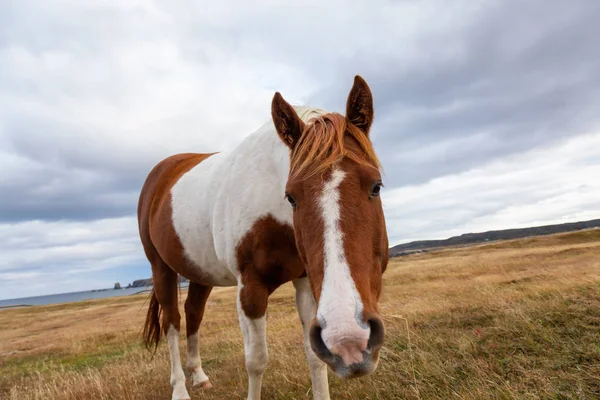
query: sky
1 0 600 299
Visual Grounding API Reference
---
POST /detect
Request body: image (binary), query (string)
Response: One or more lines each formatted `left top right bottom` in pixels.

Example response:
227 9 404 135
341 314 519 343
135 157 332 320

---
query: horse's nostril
309 323 334 362
367 316 385 351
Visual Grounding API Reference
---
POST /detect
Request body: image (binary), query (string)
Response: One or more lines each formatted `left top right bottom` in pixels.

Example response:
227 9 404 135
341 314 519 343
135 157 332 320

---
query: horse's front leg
293 277 331 400
237 281 269 400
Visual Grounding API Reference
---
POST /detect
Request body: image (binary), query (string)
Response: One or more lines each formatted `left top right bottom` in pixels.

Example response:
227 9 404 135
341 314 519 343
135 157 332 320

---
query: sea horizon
0 282 190 309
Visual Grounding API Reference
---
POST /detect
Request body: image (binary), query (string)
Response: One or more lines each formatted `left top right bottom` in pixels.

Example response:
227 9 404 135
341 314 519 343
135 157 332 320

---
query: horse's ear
271 92 305 149
346 75 374 135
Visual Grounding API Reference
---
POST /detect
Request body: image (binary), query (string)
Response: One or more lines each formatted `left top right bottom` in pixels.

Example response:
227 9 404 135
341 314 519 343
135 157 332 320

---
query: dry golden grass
1 229 599 399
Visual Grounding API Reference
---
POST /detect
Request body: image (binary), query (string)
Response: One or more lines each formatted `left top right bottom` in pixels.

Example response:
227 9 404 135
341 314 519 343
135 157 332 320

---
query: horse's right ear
271 92 305 149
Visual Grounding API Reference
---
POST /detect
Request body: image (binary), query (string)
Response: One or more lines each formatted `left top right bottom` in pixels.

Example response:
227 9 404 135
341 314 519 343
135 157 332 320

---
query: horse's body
138 77 388 400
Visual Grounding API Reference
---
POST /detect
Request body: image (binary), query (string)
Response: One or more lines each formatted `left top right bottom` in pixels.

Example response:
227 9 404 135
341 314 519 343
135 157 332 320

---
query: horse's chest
236 215 305 291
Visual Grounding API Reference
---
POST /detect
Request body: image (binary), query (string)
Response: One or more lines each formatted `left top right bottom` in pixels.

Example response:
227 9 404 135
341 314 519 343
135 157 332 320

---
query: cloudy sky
1 0 599 300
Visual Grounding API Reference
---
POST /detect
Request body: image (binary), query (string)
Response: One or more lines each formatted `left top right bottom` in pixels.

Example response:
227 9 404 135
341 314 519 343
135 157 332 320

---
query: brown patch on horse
138 152 216 351
141 259 181 351
337 156 388 316
236 215 307 319
185 282 213 337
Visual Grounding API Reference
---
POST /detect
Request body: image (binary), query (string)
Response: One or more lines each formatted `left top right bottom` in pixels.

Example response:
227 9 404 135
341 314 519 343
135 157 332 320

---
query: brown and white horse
137 75 389 400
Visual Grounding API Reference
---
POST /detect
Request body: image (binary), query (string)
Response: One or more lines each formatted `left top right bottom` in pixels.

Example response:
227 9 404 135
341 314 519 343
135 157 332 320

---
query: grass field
1 229 599 399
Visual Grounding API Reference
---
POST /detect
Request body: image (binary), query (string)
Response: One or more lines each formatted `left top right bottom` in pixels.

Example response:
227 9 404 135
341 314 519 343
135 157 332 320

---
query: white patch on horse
171 153 237 286
236 283 268 400
316 168 369 362
171 106 328 283
186 332 210 387
293 277 330 400
167 324 190 400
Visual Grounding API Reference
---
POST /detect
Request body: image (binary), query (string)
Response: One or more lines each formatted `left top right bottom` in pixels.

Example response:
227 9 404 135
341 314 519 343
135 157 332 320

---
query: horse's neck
210 106 327 225
221 106 328 191
199 106 328 266
226 121 291 184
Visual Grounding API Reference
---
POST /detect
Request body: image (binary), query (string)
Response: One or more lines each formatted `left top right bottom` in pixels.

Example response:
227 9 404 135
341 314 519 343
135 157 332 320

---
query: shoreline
0 283 189 310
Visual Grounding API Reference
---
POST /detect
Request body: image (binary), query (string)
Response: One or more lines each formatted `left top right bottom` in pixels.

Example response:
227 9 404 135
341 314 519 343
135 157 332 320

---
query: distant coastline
105 275 189 291
0 280 190 309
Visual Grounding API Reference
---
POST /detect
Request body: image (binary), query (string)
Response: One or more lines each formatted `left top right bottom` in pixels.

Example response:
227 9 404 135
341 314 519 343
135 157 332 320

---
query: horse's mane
289 107 381 180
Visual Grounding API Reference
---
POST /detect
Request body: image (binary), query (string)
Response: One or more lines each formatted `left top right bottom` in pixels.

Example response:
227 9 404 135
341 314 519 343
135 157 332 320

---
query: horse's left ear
346 75 374 135
272 92 305 149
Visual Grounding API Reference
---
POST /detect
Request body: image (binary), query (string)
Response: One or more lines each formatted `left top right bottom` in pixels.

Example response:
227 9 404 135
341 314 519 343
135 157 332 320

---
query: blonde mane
289 108 381 180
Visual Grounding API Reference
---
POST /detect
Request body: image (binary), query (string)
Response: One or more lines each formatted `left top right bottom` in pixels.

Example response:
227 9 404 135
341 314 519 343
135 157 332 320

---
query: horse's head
271 76 388 379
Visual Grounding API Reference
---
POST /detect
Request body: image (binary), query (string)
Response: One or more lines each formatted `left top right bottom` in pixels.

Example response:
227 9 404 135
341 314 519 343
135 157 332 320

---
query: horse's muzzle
309 314 385 379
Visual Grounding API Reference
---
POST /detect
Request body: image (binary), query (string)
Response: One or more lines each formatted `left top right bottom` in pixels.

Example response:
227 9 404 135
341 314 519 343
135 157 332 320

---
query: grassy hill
1 229 599 399
390 218 600 256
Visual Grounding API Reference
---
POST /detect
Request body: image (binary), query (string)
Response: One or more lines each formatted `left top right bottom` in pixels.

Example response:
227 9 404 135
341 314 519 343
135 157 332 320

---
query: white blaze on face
316 167 370 364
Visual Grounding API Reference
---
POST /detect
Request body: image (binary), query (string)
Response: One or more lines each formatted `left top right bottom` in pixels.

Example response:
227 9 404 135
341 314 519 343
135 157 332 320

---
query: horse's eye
370 182 383 198
285 193 297 208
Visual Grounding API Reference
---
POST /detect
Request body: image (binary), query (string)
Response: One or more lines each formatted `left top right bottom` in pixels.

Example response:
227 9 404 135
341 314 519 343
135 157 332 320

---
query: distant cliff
389 218 600 257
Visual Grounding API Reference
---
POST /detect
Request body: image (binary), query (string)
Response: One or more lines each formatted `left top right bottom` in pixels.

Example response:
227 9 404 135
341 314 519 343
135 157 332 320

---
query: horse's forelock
289 112 381 180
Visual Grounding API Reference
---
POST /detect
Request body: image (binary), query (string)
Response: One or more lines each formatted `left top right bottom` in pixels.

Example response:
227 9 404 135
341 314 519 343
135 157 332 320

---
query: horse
137 75 389 400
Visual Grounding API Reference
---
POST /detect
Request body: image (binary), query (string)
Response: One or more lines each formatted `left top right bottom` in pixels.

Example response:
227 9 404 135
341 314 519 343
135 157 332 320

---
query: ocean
0 282 190 309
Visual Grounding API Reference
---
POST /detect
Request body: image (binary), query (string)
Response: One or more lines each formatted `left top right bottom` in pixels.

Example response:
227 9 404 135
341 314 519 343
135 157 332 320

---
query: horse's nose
309 314 385 378
328 335 368 365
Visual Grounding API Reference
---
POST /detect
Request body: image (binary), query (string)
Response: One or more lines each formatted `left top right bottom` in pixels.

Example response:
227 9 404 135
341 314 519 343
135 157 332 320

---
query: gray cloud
310 0 600 186
2 0 600 223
